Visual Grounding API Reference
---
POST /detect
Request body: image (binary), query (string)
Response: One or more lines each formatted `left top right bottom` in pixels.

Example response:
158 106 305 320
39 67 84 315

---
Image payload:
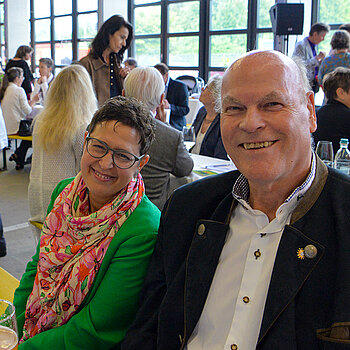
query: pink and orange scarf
21 172 144 342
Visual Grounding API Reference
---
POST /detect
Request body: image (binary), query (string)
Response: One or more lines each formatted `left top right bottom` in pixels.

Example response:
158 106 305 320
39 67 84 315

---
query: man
123 66 193 210
313 66 350 152
293 22 330 92
155 63 190 131
31 57 54 106
122 51 350 350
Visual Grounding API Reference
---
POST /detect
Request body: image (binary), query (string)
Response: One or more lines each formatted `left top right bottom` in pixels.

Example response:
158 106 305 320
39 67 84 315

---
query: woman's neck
102 48 112 64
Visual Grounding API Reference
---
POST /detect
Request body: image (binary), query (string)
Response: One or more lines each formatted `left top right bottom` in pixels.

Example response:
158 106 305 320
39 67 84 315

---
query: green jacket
14 178 160 349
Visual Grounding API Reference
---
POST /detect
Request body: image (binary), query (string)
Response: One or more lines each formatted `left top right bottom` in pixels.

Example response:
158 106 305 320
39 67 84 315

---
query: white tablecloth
185 99 203 125
170 154 236 193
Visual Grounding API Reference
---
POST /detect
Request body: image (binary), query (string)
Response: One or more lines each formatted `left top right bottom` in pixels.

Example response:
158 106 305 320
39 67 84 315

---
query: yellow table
0 267 19 302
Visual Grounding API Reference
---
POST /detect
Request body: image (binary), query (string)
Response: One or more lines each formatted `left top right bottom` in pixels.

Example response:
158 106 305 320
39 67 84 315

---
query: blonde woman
28 64 97 241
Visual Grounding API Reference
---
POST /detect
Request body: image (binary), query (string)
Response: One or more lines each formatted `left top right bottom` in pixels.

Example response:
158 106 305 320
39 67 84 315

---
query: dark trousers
15 140 32 165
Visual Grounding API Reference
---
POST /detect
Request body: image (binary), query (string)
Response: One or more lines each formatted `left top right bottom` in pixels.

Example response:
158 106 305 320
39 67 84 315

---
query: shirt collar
232 152 316 205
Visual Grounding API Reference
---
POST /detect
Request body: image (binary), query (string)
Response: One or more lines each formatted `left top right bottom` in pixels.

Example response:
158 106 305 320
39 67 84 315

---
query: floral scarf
21 172 144 341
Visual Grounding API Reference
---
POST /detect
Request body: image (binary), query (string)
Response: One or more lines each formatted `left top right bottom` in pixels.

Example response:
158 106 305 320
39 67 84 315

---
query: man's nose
239 108 265 133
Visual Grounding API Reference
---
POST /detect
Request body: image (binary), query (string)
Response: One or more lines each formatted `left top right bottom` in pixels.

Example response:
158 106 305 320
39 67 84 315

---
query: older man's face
220 52 317 189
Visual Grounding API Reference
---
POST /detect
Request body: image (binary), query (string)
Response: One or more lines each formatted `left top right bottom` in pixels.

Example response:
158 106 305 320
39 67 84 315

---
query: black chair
176 75 198 94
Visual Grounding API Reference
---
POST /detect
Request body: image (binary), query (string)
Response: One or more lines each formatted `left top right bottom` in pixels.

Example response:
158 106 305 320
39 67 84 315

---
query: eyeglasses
86 136 145 169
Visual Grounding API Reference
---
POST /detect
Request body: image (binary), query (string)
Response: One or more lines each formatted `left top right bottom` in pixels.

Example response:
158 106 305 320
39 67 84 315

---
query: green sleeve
18 232 157 350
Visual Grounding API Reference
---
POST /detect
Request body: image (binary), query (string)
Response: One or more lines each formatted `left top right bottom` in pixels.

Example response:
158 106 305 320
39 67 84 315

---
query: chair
0 267 19 302
176 75 198 95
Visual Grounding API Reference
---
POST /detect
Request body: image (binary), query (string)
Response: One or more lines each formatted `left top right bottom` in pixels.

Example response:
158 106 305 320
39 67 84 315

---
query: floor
0 146 36 280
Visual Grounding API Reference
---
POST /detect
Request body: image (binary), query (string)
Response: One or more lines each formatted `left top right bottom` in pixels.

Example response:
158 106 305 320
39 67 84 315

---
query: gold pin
304 244 317 259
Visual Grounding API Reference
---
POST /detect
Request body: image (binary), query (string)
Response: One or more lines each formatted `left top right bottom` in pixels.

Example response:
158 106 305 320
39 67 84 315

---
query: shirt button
231 344 238 350
254 249 261 259
111 69 114 72
243 296 250 303
110 83 113 85
197 224 205 236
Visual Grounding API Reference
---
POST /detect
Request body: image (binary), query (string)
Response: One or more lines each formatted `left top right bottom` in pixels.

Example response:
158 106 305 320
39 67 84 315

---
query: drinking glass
316 141 334 168
182 126 196 151
0 299 18 350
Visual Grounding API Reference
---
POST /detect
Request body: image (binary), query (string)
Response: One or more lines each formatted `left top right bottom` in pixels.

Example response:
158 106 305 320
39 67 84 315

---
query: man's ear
122 89 125 97
160 92 165 105
336 87 345 99
306 91 317 133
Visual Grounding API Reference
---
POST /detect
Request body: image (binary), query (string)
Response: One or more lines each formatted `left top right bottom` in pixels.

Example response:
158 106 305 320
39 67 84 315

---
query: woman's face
24 52 32 61
81 120 149 212
199 84 214 106
109 26 129 53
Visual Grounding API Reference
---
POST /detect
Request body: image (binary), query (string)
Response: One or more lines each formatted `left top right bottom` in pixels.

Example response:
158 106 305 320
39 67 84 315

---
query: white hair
124 66 165 111
207 74 223 113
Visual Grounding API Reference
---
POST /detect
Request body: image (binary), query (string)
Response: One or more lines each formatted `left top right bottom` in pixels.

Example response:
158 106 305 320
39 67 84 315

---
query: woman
5 45 34 99
79 15 133 106
318 30 350 86
28 64 97 242
31 57 55 106
0 67 39 169
191 74 228 160
14 96 159 349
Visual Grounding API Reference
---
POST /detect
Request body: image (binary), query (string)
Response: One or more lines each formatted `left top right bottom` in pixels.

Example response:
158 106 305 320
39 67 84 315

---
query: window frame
29 0 103 73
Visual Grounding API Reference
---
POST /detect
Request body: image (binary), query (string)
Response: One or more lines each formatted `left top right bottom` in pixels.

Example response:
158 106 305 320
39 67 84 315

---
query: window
316 0 350 53
0 0 6 65
129 0 274 81
30 0 101 74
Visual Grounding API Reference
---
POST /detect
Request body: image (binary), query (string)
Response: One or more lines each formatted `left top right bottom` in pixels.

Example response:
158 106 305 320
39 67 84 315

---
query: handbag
18 119 33 136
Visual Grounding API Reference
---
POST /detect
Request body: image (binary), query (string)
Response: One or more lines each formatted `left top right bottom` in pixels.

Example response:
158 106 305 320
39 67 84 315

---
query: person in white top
122 51 350 350
31 57 54 106
28 64 97 242
0 67 39 169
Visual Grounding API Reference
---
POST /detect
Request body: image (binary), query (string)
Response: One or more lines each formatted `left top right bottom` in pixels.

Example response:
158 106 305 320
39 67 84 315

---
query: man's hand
29 93 40 106
316 51 326 62
163 98 170 109
155 101 166 123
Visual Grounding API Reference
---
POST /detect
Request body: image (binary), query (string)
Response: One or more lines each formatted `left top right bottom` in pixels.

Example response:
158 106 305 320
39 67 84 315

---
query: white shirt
0 108 7 149
31 73 54 106
187 154 316 350
1 82 32 134
191 129 205 154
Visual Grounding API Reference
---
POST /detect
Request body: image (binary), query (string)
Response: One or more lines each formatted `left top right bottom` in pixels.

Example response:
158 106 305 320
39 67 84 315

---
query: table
170 153 236 193
185 99 203 125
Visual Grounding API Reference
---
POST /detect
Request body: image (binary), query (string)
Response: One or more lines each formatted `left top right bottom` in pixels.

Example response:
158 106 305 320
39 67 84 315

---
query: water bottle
334 138 350 175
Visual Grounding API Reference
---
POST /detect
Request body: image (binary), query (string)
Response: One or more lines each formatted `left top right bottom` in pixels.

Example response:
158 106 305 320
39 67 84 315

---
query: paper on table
201 163 236 173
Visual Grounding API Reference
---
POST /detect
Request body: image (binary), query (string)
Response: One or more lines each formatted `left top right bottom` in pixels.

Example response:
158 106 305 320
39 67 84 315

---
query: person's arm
18 88 32 116
169 83 190 118
18 232 157 350
172 133 194 177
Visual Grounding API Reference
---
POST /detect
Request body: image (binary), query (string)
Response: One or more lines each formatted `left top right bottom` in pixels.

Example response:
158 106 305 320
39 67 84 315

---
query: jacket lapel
184 193 236 339
258 224 325 343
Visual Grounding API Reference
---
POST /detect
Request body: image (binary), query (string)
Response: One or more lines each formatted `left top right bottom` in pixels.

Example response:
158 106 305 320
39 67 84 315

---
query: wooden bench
1 134 32 170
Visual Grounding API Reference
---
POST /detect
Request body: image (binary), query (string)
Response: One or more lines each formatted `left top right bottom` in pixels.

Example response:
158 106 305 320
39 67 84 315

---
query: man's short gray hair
124 66 165 111
292 56 311 96
206 74 223 113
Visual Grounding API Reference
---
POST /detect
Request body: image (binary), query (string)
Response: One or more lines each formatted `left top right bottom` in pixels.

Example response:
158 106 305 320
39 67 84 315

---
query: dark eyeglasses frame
86 136 145 169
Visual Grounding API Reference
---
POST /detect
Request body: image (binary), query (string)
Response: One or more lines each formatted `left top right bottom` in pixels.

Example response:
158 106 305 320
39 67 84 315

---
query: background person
31 58 54 106
0 67 39 170
80 15 133 106
28 64 97 242
154 63 190 131
123 57 137 70
122 50 350 350
5 45 34 99
293 22 330 92
313 67 350 153
14 96 160 349
123 66 193 210
191 74 227 160
318 30 350 86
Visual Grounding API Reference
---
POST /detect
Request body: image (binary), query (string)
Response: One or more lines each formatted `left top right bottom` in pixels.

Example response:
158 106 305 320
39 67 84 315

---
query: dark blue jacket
192 106 228 160
122 157 350 349
166 78 189 131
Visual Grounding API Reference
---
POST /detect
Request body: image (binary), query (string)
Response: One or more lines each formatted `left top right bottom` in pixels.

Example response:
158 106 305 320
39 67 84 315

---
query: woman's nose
99 151 114 169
